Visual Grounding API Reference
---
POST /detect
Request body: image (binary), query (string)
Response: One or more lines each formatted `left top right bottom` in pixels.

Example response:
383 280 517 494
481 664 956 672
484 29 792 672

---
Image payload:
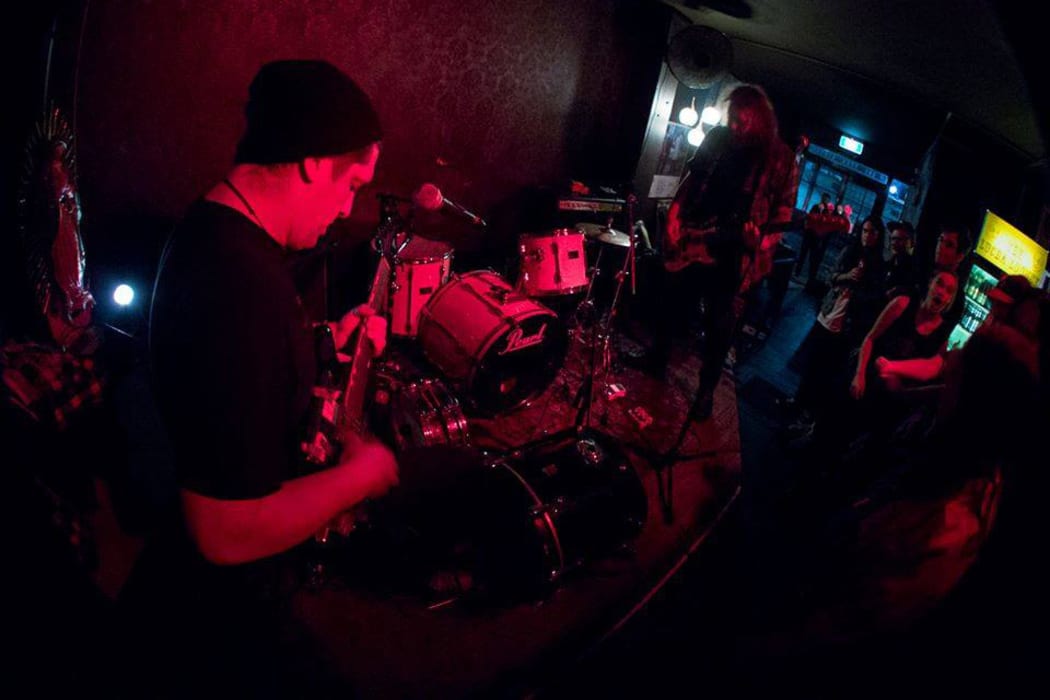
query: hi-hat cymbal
576 222 609 238
576 223 632 247
597 230 632 247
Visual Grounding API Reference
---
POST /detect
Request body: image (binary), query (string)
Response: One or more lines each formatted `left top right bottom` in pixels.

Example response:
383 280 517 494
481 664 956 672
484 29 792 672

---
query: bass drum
364 432 648 602
469 431 648 598
416 270 568 413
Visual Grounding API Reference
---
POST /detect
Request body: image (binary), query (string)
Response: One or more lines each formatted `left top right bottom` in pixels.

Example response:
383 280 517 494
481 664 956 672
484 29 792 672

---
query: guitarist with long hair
633 84 798 419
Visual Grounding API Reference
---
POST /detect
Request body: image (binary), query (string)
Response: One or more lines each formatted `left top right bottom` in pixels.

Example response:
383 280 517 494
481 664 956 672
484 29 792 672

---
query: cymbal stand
570 206 639 433
569 242 603 334
624 192 638 295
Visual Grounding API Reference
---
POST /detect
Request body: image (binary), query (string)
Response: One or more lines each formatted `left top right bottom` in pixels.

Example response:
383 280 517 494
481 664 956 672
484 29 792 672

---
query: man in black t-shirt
884 221 919 299
125 60 398 696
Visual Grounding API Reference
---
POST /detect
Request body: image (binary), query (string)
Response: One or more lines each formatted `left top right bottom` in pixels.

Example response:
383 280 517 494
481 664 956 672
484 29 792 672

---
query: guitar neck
338 255 391 437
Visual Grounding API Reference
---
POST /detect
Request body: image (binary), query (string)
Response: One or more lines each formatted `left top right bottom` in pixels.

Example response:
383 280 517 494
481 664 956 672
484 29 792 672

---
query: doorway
796 158 882 229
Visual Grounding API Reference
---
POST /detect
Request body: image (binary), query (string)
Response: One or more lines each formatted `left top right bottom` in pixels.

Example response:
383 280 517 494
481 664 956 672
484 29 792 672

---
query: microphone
412 183 487 226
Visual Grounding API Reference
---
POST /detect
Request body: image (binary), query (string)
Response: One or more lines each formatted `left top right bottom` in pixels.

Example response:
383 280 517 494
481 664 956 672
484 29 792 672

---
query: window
841 180 878 229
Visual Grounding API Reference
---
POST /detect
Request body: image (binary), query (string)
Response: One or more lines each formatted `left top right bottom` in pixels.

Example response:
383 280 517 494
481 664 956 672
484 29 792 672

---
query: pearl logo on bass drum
498 323 548 355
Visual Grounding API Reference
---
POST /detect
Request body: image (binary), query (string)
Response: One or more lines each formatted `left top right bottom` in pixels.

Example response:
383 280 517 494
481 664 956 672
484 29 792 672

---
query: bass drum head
354 433 647 603
364 446 557 602
482 432 646 596
472 310 568 412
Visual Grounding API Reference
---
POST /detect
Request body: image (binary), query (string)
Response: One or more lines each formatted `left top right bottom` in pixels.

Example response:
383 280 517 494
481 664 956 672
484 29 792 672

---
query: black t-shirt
885 254 918 298
872 297 952 363
151 200 316 500
133 201 322 692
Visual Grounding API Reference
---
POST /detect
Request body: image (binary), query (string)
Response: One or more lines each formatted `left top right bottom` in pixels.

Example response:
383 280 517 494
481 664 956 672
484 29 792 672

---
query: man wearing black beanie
124 60 396 696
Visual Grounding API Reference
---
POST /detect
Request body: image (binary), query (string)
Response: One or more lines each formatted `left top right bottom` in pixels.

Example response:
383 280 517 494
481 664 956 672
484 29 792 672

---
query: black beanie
235 60 382 165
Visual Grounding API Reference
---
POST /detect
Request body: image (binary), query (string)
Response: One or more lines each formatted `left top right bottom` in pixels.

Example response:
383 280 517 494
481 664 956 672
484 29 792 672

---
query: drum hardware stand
634 386 722 525
567 196 641 434
623 191 638 296
530 189 640 444
376 193 413 300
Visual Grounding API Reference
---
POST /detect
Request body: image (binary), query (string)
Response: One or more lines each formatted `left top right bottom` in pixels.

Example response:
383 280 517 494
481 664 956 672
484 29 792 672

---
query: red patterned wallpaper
76 0 664 256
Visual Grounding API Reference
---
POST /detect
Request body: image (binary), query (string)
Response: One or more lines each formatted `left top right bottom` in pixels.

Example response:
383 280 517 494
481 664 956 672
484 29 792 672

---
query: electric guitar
302 225 403 544
663 136 805 275
662 210 721 272
663 212 795 274
300 250 394 468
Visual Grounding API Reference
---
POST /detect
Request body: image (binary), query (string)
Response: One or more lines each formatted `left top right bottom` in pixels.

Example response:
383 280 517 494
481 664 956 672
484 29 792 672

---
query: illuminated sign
838 135 864 155
974 210 1048 285
807 144 888 185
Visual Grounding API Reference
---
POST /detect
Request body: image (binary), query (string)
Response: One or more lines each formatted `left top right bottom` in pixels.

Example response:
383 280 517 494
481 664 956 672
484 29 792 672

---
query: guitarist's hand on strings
666 200 682 248
331 304 389 356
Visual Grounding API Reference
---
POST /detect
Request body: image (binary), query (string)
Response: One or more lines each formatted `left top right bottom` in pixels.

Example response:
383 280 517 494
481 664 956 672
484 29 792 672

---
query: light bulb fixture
113 284 135 307
679 96 699 126
687 126 705 147
700 105 721 126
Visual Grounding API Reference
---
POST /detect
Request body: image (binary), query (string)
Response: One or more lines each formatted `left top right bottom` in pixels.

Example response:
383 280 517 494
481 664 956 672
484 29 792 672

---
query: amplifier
557 196 625 213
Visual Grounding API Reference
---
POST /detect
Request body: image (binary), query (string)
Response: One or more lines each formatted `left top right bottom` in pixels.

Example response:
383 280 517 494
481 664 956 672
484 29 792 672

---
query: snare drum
518 229 589 296
389 237 453 337
417 270 568 413
389 377 470 451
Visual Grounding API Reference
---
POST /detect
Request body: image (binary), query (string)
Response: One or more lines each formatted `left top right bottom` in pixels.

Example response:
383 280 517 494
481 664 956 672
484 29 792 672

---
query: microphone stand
644 387 722 524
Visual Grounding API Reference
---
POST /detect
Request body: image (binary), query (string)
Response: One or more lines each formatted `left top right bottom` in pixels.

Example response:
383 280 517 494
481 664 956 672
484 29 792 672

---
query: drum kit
323 193 649 602
375 207 639 423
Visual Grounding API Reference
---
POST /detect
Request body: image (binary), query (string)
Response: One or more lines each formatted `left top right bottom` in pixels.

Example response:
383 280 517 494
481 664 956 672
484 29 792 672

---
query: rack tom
389 237 453 337
518 228 589 297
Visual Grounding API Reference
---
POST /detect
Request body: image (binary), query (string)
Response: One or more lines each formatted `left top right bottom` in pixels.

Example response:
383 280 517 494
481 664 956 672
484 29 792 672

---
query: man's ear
299 157 329 184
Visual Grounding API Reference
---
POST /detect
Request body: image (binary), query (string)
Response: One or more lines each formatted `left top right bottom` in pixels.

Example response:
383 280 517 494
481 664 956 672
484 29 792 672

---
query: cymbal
576 222 620 238
576 223 632 247
597 230 633 247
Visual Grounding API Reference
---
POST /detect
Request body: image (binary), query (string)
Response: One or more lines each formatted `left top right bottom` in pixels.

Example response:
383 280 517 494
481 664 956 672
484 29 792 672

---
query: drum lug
576 438 604 465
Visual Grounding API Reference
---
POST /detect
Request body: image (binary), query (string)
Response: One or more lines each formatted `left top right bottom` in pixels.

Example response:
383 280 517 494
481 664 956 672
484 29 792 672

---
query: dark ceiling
665 0 1045 166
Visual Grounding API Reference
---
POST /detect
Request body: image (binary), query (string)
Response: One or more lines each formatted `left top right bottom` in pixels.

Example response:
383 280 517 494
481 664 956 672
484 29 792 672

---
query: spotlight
700 106 721 125
679 97 699 127
113 284 135 307
687 127 705 147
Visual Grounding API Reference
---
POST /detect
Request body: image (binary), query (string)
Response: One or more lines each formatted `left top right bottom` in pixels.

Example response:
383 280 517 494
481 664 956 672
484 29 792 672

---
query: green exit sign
839 135 864 155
